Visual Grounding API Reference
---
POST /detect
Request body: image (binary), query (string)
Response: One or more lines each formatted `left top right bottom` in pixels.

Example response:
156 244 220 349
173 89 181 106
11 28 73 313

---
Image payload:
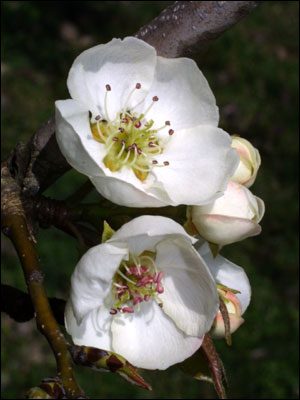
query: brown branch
1 166 85 399
136 1 260 57
1 284 66 325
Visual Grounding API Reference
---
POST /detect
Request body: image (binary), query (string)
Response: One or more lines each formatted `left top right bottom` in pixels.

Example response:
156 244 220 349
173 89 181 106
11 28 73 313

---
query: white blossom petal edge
55 37 239 207
197 241 251 314
65 216 219 370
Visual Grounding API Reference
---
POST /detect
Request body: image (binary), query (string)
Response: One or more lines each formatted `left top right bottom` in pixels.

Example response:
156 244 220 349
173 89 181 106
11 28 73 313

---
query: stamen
96 120 106 142
110 308 118 315
121 83 142 119
163 161 170 166
116 140 126 159
142 95 159 118
118 267 136 285
140 255 158 273
121 148 131 164
104 84 111 123
129 146 138 166
168 129 174 135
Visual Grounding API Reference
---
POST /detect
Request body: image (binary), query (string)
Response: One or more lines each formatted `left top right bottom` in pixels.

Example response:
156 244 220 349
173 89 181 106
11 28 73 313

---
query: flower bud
210 289 244 339
231 135 261 188
188 181 265 245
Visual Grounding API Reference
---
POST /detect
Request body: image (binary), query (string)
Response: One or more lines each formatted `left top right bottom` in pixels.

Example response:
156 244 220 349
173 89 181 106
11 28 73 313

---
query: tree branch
136 1 260 57
1 284 66 325
1 166 84 399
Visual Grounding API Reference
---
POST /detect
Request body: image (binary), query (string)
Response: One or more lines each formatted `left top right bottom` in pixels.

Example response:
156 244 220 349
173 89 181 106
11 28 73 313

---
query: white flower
65 216 219 370
197 242 251 338
55 37 239 207
188 181 265 245
231 135 261 188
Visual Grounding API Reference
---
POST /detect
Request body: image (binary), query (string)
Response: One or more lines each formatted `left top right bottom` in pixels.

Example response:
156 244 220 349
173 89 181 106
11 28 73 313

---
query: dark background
1 1 299 399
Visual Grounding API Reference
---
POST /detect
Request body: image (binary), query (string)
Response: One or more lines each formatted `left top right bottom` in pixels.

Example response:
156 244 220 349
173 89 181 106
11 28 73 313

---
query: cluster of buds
186 135 264 246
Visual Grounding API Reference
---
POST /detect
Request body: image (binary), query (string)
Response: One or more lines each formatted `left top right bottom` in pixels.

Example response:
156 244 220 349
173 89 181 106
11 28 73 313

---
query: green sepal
217 283 241 295
208 242 220 258
101 221 116 243
69 345 152 391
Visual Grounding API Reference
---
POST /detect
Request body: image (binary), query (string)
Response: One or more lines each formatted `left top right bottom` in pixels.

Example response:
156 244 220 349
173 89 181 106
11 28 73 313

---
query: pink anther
122 307 134 313
110 308 118 315
156 282 164 294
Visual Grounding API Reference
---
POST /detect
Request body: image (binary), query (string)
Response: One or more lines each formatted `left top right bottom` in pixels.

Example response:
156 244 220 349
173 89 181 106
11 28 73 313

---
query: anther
135 121 142 128
168 129 174 135
119 127 125 132
110 308 118 315
148 142 155 147
136 83 141 89
95 115 101 121
122 307 134 313
152 160 158 165
163 161 170 166
152 96 159 102
112 137 119 142
121 139 126 146
137 148 142 155
165 121 171 126
106 84 111 91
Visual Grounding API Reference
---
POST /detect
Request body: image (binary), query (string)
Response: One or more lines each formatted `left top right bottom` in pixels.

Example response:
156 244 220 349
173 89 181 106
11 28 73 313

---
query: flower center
90 83 173 182
109 251 164 315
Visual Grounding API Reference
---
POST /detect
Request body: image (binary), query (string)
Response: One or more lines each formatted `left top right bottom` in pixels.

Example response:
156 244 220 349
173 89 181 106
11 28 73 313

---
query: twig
1 284 65 325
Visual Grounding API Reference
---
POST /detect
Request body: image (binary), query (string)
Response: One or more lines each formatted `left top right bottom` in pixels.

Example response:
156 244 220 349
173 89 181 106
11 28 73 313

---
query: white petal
65 300 113 350
136 56 219 131
194 214 262 245
109 215 196 254
67 37 157 120
153 126 239 205
89 174 171 208
111 301 203 369
70 241 128 323
55 99 106 176
197 242 251 314
155 238 219 336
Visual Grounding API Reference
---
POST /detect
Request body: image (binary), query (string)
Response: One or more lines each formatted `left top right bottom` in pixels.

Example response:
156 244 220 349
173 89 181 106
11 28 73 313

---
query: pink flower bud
210 290 244 339
231 136 261 188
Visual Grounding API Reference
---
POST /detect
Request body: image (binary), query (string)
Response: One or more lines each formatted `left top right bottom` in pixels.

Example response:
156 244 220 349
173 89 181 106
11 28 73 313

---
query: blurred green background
1 1 299 399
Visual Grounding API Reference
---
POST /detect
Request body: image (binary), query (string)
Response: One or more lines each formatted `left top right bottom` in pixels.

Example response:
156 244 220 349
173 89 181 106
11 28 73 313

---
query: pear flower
197 242 251 339
187 181 265 246
65 216 219 370
231 135 261 188
55 37 239 207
